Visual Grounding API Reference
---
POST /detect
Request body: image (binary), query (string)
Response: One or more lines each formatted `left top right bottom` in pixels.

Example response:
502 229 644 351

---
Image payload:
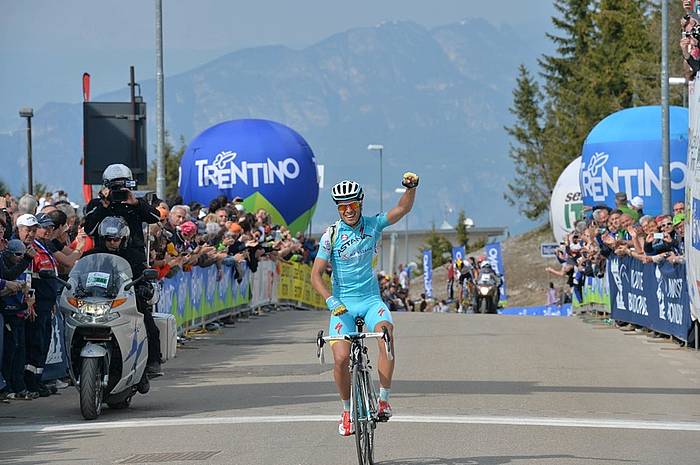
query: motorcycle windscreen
69 253 133 299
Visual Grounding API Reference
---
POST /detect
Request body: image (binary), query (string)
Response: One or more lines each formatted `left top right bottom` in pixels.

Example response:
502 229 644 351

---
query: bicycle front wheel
352 364 373 465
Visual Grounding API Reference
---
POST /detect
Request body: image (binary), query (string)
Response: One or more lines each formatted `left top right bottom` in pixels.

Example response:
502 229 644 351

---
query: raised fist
402 172 419 189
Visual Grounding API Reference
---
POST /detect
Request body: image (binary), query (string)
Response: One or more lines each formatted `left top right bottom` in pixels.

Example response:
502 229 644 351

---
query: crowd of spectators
681 0 700 80
545 192 686 304
0 189 321 403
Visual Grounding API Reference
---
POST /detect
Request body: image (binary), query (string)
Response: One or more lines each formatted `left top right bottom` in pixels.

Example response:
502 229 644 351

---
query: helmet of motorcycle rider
98 216 130 250
102 164 134 186
331 180 364 204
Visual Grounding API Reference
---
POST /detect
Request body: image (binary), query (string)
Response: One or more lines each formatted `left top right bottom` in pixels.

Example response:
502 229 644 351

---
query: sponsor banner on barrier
42 311 69 382
485 242 507 303
498 304 572 317
452 246 465 265
423 249 433 298
608 256 692 341
276 260 329 310
250 260 279 308
157 264 251 328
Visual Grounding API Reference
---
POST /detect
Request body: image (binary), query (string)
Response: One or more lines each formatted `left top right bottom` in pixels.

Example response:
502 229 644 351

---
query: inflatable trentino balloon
550 157 583 244
179 119 319 234
580 106 688 214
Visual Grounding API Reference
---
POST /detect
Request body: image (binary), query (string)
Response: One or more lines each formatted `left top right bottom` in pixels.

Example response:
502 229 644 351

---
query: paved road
1 310 699 465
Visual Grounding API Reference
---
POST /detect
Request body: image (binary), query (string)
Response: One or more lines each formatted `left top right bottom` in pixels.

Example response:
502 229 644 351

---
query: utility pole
661 0 671 215
155 0 166 199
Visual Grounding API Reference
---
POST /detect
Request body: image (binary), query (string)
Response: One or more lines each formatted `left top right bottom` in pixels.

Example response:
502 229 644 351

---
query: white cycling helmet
103 164 133 186
480 261 492 270
331 180 364 203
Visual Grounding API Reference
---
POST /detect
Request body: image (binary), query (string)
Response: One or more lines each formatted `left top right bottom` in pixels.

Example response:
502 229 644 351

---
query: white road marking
1 414 700 434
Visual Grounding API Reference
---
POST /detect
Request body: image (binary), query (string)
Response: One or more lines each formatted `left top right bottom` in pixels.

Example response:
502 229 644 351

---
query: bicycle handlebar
316 326 394 365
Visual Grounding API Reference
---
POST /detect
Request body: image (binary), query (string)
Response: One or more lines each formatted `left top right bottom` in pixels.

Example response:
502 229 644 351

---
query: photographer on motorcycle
83 165 162 376
84 164 161 253
81 216 162 376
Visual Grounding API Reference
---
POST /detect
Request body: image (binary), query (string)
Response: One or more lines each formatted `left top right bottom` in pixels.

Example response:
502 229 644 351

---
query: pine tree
146 134 187 201
538 0 595 177
419 225 452 270
504 65 552 220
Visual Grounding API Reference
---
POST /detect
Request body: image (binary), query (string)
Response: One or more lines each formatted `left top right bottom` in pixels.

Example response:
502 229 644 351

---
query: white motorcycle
42 253 160 420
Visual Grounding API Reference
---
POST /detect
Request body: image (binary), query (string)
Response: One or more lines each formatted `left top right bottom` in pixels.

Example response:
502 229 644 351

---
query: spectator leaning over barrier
615 192 640 222
680 12 700 79
25 213 61 398
0 239 36 400
673 213 686 256
630 196 644 218
651 215 678 256
673 201 685 216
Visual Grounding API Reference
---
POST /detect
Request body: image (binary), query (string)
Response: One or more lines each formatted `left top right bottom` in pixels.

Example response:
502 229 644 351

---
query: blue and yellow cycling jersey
316 213 390 300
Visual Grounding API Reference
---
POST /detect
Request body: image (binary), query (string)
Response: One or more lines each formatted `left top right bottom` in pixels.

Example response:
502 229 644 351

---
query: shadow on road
376 454 636 464
0 430 101 464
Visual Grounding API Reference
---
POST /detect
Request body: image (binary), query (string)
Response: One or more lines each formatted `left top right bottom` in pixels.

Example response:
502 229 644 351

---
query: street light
19 107 34 195
368 144 384 269
395 187 408 267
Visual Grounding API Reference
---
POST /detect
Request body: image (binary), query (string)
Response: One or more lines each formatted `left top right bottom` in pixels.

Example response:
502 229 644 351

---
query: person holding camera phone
0 239 38 400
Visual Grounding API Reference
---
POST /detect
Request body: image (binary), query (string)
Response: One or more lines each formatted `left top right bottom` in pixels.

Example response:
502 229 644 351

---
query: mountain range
0 18 551 233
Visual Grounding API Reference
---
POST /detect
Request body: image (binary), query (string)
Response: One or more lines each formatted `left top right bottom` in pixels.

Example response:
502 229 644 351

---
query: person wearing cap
629 196 644 218
24 213 61 397
84 165 160 291
673 213 686 256
0 239 37 400
615 192 639 222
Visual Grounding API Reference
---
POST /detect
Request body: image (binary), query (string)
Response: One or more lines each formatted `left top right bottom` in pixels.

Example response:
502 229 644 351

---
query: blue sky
0 0 556 128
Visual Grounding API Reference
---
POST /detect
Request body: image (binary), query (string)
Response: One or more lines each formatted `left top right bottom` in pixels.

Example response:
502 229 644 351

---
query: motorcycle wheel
478 298 486 314
80 357 104 420
486 297 496 314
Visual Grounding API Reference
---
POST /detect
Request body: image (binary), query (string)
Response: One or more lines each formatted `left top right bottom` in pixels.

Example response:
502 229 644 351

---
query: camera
683 26 700 40
106 179 136 203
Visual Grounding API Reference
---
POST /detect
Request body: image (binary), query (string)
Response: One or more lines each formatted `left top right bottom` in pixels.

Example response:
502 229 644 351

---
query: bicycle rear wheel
352 364 373 465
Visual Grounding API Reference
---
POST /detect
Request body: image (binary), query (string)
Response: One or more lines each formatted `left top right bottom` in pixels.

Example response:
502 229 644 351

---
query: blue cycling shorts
328 295 393 338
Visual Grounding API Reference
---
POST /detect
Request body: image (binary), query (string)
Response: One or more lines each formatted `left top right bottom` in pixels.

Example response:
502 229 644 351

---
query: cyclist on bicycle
310 172 419 437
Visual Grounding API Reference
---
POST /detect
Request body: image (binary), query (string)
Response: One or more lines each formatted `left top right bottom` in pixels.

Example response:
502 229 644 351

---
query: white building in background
311 225 507 274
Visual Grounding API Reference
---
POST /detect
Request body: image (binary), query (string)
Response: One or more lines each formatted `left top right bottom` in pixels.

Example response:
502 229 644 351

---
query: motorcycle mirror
38 269 72 290
142 269 159 281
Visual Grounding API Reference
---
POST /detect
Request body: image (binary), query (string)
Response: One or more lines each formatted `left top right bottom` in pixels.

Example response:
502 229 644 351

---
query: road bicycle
317 316 393 465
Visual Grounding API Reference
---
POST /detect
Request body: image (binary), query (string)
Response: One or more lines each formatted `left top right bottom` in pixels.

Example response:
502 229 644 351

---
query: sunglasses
337 201 361 212
660 223 673 228
13 252 24 257
105 237 121 242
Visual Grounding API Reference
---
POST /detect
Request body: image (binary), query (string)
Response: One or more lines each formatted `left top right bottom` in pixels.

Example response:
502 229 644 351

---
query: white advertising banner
686 80 700 322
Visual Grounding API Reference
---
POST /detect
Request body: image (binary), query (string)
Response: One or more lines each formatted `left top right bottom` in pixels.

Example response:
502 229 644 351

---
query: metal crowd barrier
576 256 697 348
